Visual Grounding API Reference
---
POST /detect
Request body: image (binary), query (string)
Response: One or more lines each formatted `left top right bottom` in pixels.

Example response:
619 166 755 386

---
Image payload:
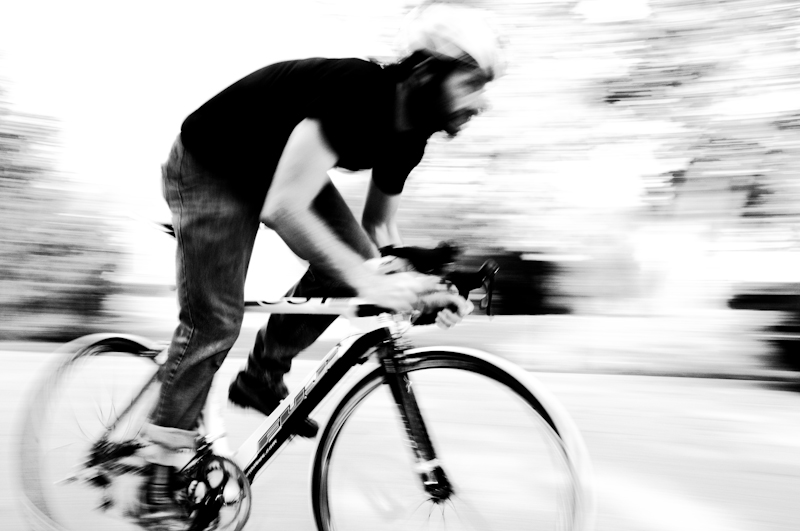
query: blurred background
4 2 800 530
2 0 799 372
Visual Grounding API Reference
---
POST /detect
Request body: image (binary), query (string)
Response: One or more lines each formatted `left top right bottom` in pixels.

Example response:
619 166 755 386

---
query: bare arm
261 118 372 291
261 118 438 310
362 180 403 249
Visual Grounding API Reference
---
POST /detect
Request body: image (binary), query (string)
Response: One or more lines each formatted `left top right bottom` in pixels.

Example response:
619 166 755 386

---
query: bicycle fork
379 347 454 503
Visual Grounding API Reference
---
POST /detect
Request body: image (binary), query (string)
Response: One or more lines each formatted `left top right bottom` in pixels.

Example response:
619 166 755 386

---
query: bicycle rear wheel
18 334 163 531
312 346 594 531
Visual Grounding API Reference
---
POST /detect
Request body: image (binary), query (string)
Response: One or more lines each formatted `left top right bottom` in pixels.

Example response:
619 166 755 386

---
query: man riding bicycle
141 5 505 528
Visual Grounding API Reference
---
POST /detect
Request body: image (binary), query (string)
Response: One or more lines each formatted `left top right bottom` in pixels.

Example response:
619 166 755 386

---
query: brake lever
480 260 499 317
444 260 499 316
481 268 496 317
380 242 461 274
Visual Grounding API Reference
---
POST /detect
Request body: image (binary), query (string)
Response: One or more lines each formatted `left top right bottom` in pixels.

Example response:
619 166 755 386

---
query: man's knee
214 314 244 351
184 311 244 358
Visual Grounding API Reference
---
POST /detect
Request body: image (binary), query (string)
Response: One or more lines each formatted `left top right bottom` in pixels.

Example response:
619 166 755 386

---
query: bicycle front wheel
312 346 594 531
18 334 163 531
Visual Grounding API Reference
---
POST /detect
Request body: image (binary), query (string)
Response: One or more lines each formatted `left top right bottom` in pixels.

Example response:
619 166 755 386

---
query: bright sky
5 0 793 291
0 0 670 221
0 0 405 289
0 0 402 220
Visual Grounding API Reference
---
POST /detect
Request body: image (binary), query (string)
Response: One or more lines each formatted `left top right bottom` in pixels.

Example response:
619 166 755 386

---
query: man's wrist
347 264 381 296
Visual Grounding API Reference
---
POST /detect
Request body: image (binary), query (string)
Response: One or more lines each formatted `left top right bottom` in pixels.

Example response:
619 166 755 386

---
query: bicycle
18 251 595 531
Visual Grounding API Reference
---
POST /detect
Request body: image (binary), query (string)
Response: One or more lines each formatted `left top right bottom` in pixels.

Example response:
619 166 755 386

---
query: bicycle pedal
180 455 251 531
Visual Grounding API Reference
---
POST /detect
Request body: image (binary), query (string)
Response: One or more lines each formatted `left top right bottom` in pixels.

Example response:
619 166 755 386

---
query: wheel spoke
19 338 163 531
312 350 592 531
447 493 496 531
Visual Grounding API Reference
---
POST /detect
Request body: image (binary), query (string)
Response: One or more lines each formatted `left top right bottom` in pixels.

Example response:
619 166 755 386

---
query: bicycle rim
18 335 162 531
312 347 594 531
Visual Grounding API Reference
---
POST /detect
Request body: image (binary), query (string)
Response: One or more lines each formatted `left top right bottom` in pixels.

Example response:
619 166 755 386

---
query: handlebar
158 219 498 320
378 243 499 320
445 259 499 316
246 259 499 320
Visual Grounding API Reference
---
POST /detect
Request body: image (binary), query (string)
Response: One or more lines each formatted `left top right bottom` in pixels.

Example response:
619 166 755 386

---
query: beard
405 75 460 137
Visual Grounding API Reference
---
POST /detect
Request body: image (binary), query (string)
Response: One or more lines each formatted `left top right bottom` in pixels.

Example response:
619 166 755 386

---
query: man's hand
434 298 474 329
365 255 415 275
415 285 474 329
357 272 441 313
362 258 473 327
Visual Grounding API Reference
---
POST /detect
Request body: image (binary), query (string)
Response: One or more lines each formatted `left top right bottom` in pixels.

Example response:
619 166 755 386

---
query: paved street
16 292 792 379
5 316 800 530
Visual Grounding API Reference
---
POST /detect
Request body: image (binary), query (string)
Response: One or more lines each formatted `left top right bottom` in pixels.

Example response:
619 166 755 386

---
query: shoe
137 464 190 531
228 371 319 438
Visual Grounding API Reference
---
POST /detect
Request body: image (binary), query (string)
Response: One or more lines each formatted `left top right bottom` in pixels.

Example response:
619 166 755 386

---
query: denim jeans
145 135 377 447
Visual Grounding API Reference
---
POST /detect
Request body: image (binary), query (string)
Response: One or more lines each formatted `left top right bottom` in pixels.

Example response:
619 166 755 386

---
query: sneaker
137 464 189 531
228 371 319 438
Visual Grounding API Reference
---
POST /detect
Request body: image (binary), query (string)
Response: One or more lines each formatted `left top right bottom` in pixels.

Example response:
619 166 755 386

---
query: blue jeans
145 136 377 447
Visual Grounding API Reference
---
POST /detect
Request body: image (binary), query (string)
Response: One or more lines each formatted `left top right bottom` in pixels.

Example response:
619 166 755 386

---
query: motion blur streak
2 1 800 530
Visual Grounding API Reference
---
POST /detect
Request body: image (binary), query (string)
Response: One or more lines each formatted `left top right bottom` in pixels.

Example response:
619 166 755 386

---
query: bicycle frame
19 256 601 531
214 298 410 484
209 261 501 490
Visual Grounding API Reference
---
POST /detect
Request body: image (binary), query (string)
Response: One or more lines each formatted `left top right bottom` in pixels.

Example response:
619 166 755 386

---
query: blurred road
52 293 798 379
4 297 800 530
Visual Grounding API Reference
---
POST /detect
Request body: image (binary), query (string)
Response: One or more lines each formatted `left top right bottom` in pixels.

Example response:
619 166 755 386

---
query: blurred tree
330 0 800 314
0 82 118 340
593 0 800 226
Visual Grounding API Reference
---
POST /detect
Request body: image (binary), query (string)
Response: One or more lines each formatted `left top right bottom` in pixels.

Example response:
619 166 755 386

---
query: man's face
438 67 489 137
406 64 489 137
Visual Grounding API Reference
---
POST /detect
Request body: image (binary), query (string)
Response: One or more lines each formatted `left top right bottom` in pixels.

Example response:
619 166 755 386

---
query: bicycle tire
18 334 163 531
311 346 595 531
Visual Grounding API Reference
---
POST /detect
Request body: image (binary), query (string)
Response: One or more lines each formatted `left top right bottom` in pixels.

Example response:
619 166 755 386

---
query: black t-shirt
180 57 428 199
